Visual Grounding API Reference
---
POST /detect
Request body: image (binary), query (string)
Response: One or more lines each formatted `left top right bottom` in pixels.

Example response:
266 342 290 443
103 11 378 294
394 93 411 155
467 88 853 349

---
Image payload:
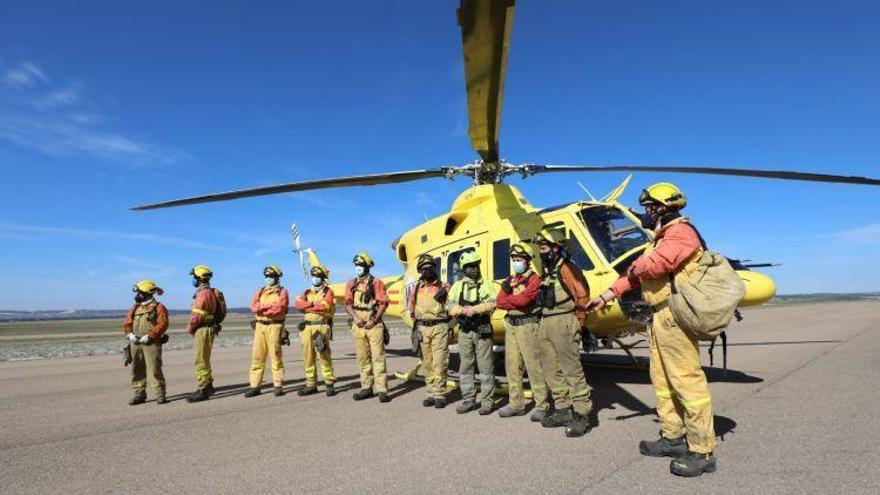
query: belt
352 305 373 311
504 314 541 326
255 319 285 324
302 320 330 326
415 318 450 326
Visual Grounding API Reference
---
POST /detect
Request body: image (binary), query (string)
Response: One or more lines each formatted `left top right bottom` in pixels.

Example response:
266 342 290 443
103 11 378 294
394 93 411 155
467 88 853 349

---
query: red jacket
343 276 389 307
496 271 541 311
612 220 702 297
122 301 169 340
250 286 290 318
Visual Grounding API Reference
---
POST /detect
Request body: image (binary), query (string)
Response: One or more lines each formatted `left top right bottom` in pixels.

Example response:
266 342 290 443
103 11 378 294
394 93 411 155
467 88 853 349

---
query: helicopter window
579 206 650 263
492 239 511 280
567 233 596 271
447 247 476 284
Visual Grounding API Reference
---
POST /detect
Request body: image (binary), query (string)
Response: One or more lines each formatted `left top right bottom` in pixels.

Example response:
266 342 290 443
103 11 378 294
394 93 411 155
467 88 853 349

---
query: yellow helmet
459 250 481 267
509 242 534 259
535 228 566 246
310 264 329 279
132 280 163 295
639 182 687 209
263 265 283 278
352 252 375 267
190 265 213 279
416 253 435 269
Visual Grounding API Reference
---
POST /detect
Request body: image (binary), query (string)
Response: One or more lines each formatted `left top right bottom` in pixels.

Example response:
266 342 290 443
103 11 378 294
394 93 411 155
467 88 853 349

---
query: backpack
212 289 227 324
667 226 746 341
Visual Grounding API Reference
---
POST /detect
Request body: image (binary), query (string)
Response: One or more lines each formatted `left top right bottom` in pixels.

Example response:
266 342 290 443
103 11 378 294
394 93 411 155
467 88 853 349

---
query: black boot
353 389 374 401
273 387 284 397
422 398 435 408
297 386 318 397
205 382 216 396
128 394 146 406
378 393 391 403
325 383 336 397
541 407 574 428
670 451 717 477
433 397 447 409
187 388 209 403
155 394 168 405
565 412 592 437
639 435 688 458
456 400 478 414
244 388 261 398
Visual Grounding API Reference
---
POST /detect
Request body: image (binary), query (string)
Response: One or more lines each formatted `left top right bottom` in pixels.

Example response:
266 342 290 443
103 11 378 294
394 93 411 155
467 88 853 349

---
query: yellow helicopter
133 0 880 373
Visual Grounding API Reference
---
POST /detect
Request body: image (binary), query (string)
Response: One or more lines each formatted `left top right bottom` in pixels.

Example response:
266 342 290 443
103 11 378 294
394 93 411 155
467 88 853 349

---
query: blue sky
1 0 879 310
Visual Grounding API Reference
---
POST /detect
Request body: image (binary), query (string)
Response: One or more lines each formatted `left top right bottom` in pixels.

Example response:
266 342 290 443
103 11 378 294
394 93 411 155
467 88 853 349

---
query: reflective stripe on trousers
249 322 285 387
648 307 716 454
420 323 450 399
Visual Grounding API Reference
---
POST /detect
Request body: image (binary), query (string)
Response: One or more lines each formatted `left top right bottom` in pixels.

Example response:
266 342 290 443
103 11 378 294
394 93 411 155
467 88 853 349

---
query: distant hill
3 292 879 322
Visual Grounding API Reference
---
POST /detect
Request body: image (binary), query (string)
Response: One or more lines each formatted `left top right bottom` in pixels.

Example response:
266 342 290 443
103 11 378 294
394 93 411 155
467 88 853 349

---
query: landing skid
581 338 649 371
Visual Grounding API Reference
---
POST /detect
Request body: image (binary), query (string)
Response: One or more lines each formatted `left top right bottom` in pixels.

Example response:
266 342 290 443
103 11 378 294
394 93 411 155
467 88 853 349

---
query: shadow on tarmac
166 373 364 402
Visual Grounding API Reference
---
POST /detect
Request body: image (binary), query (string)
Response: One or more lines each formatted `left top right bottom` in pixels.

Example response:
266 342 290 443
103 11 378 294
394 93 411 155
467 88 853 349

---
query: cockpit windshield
578 206 650 263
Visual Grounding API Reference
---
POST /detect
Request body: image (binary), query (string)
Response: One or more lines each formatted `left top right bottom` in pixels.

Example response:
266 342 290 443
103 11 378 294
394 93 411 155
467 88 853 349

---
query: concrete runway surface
2 301 879 494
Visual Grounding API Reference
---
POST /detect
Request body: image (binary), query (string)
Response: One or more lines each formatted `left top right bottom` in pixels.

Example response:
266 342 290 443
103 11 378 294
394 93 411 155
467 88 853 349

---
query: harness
457 280 491 333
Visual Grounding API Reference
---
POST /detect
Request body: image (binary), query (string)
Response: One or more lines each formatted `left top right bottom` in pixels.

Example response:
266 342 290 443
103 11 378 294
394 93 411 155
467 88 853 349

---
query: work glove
434 286 448 303
127 333 138 343
138 335 150 344
500 280 512 294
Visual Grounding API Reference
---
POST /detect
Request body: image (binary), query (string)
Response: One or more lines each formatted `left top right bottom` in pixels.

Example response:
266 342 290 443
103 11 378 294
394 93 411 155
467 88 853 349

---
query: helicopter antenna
577 181 597 201
290 223 308 281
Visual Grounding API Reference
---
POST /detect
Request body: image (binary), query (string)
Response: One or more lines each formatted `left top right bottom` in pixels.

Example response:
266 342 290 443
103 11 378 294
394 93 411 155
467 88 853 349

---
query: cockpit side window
578 206 650 264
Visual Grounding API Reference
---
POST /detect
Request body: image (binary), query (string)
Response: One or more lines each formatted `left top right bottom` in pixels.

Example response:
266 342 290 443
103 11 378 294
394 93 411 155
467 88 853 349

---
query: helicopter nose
737 270 777 307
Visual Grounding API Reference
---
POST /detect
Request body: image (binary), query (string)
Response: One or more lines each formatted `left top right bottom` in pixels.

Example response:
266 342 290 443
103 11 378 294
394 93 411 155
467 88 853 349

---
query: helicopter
133 0 880 372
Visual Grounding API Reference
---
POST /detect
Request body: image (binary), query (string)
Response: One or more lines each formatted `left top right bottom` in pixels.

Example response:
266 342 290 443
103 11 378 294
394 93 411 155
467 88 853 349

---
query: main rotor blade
457 0 515 163
530 164 880 186
131 169 448 210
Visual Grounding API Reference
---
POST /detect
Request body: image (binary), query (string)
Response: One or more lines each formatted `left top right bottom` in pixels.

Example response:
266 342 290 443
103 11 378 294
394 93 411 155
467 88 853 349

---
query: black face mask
134 292 149 303
540 251 557 268
419 266 436 281
640 210 660 229
463 265 480 280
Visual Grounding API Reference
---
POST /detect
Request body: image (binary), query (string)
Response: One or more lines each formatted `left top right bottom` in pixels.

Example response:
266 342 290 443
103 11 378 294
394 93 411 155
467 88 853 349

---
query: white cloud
831 223 880 245
0 60 186 166
3 62 48 88
0 222 238 251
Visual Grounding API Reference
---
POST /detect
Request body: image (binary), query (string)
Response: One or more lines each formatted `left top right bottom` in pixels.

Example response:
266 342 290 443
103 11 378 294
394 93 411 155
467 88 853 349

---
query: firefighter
495 242 554 421
244 265 289 398
123 280 169 405
447 250 498 415
186 265 226 403
293 264 337 397
408 254 451 409
344 252 391 402
534 230 593 437
586 182 717 477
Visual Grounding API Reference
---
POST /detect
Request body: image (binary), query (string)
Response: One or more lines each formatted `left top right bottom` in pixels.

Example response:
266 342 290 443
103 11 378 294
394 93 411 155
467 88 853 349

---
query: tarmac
1 301 879 494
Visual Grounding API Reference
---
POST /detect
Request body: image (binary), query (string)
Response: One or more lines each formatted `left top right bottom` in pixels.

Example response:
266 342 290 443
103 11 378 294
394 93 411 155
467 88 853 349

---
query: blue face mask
512 260 528 274
355 265 366 277
311 276 323 287
265 277 277 286
191 278 199 287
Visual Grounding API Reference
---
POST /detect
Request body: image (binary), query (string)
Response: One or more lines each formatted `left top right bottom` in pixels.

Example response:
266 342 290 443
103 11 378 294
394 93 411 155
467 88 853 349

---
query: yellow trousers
504 319 550 411
249 322 285 388
352 323 387 393
193 326 215 389
300 323 335 387
649 307 716 454
539 313 592 415
420 323 449 399
130 341 165 397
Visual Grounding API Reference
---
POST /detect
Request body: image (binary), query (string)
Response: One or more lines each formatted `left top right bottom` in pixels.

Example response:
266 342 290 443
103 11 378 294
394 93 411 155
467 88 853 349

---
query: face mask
191 278 199 287
463 266 480 280
265 277 278 286
311 276 323 287
355 265 367 277
134 292 148 303
512 260 528 274
540 251 557 268
419 267 436 281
